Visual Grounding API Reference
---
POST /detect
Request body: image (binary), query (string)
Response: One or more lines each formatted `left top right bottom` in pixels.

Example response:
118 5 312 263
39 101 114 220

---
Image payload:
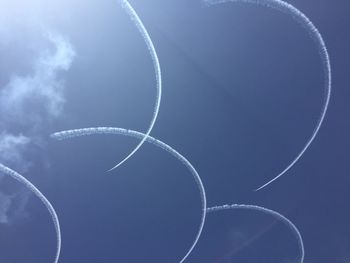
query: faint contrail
51 127 205 263
204 0 331 191
0 163 60 263
207 204 304 263
107 0 162 172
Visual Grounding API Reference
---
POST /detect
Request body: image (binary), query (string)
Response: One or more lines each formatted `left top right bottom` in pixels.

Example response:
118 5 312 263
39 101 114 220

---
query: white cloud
0 192 13 224
0 3 76 225
0 189 31 225
0 32 75 224
0 33 75 224
0 32 75 124
0 133 30 169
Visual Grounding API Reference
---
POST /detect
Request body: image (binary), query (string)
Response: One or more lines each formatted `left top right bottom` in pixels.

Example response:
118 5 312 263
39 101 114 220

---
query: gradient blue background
0 0 349 262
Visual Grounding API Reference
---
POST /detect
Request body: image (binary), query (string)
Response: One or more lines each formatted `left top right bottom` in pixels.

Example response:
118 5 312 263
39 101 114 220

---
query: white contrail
0 163 60 263
51 127 205 263
107 0 162 172
204 0 331 191
207 204 304 263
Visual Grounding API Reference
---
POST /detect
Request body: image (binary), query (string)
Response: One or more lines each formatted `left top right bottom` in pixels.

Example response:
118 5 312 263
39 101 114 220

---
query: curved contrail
207 204 304 263
0 164 61 263
51 127 206 263
107 0 162 172
204 0 331 191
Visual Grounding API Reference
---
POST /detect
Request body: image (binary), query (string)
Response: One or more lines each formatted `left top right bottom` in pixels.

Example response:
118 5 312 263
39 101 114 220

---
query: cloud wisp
0 32 75 127
0 32 75 170
0 30 74 244
0 28 73 261
0 191 14 224
0 132 30 170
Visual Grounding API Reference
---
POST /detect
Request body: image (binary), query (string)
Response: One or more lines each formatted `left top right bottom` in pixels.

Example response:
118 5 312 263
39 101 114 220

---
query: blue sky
0 0 349 262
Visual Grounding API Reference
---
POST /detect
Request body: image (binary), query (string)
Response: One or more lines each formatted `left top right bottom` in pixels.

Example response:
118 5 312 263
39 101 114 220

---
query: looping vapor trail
204 0 331 191
51 127 206 263
0 163 61 263
207 204 304 263
107 0 162 172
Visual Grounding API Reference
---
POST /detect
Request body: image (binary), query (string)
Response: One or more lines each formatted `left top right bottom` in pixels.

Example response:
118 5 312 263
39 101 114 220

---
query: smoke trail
51 127 205 263
106 0 162 172
204 0 331 191
207 204 304 263
0 163 60 263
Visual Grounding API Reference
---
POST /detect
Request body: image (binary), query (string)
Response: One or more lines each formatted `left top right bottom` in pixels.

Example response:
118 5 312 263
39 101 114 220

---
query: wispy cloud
0 133 30 170
0 32 75 126
0 31 75 169
0 31 75 224
0 190 31 225
0 192 13 224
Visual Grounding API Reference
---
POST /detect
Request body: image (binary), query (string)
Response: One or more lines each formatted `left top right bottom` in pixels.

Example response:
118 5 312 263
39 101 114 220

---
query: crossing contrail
0 163 61 263
204 0 331 191
51 127 205 263
207 204 304 263
107 0 162 172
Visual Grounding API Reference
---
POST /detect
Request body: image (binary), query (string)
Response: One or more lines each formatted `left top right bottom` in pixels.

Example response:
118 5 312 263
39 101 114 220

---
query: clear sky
0 0 349 262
